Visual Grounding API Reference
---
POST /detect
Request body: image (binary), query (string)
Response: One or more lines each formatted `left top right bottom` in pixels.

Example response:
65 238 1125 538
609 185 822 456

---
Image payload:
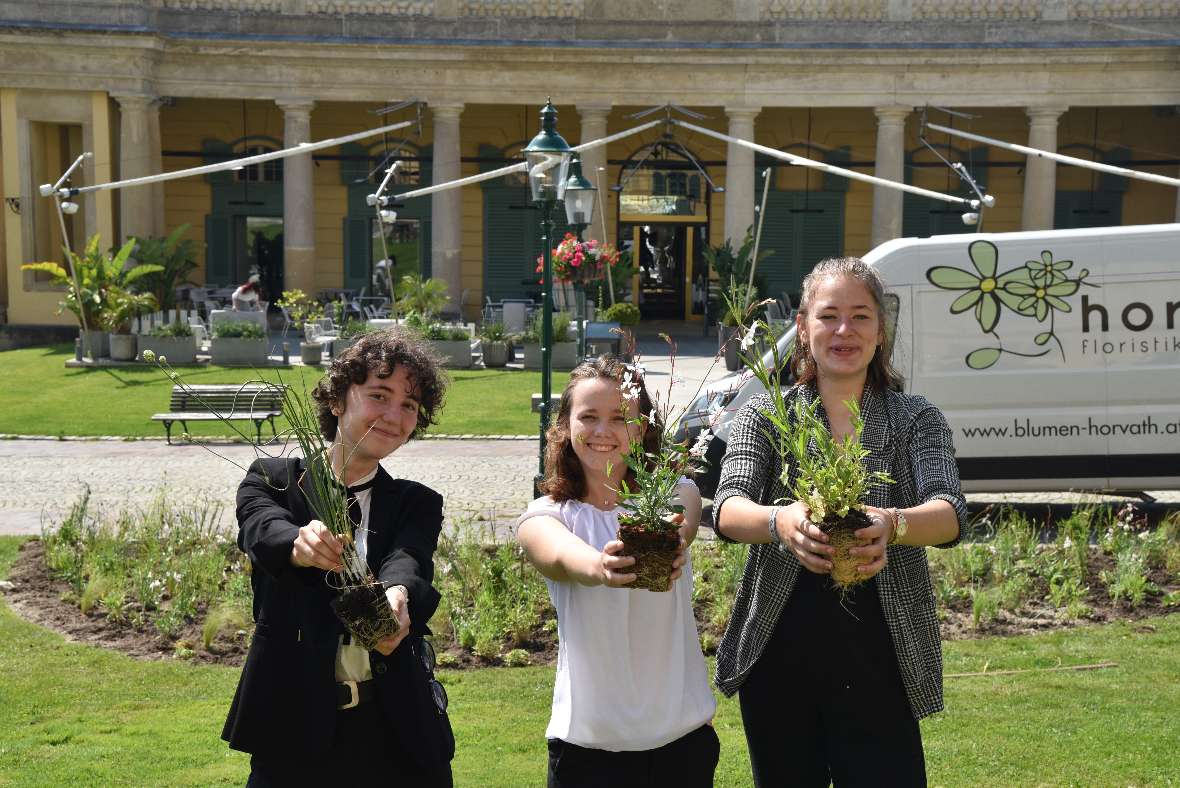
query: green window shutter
342 216 370 291
202 140 234 186
758 191 844 300
204 215 232 284
483 184 540 302
821 146 852 192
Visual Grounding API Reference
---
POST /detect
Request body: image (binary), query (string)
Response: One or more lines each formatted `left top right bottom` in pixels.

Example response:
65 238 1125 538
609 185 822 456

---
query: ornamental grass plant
140 348 398 649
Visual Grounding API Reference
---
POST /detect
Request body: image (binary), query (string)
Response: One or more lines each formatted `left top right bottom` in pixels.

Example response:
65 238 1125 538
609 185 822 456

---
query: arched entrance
616 136 714 320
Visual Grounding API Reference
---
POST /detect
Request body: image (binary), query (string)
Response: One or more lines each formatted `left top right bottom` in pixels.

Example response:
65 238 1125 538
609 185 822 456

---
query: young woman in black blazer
222 329 454 786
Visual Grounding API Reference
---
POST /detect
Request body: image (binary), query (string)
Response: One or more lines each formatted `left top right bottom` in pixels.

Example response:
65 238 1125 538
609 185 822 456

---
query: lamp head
563 153 597 228
523 98 572 203
961 212 979 226
60 201 80 215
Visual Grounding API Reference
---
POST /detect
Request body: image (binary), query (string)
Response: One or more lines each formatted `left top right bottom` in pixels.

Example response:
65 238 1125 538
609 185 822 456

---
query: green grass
0 344 567 438
3 535 1179 785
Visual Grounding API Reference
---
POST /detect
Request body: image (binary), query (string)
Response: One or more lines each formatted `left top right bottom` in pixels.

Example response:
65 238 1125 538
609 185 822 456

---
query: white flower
1063 536 1073 549
141 349 156 362
689 429 712 459
740 325 758 351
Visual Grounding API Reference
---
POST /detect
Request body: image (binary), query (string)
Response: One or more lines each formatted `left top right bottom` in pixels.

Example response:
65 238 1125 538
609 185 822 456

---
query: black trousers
738 572 926 788
547 723 721 788
246 700 453 788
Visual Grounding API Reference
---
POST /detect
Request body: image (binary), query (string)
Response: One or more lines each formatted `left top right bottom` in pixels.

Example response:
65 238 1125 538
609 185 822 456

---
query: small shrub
503 648 531 667
1048 574 1089 612
600 301 640 326
435 650 459 668
1102 548 1157 608
211 320 265 339
478 322 508 342
148 321 193 338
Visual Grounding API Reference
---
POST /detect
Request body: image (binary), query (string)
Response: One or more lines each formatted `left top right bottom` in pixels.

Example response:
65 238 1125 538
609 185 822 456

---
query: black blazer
221 456 449 769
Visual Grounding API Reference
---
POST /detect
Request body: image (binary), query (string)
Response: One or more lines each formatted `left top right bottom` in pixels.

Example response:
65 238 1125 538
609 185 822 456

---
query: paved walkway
0 438 539 537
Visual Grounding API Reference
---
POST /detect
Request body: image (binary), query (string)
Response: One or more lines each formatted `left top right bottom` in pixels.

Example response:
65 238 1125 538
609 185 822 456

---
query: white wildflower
740 325 758 351
1063 536 1072 549
689 429 712 459
141 349 156 362
158 355 167 364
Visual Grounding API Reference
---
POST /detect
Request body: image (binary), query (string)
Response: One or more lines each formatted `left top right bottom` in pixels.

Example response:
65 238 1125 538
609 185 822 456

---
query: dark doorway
234 216 284 301
623 223 689 320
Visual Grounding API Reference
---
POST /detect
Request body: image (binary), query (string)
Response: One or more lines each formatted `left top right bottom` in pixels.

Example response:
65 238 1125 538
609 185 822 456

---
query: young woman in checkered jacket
713 257 968 787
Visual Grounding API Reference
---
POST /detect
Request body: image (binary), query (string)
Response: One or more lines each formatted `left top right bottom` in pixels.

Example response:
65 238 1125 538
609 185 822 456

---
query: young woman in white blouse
516 356 719 788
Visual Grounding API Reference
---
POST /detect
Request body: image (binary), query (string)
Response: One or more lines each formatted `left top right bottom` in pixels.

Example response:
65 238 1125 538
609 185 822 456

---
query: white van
680 223 1180 497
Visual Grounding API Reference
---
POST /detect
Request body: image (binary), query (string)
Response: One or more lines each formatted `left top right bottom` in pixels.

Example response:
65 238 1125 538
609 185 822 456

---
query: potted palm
478 322 510 368
131 224 198 319
211 320 268 366
21 235 162 360
395 273 450 321
106 286 159 361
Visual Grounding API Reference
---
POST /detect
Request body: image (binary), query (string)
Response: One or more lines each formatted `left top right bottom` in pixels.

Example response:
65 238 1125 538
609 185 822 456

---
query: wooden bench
152 383 288 444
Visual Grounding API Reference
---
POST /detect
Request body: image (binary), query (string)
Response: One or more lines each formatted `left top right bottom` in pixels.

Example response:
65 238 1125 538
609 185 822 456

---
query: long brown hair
790 256 905 392
539 356 662 503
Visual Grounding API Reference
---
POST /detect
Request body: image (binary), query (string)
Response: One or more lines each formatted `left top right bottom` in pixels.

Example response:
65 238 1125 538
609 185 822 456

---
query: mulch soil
2 539 1176 669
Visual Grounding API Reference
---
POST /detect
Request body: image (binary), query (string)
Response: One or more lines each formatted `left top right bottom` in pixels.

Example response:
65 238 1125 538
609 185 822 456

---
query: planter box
523 341 578 371
481 340 510 368
300 341 324 366
137 334 198 364
430 339 473 369
211 337 268 366
79 329 109 359
109 333 138 361
331 337 358 359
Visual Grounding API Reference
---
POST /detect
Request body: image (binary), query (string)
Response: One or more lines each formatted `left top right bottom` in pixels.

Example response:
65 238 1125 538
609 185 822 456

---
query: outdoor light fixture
524 98 572 203
60 201 79 215
523 99 573 494
563 153 597 229
379 209 397 223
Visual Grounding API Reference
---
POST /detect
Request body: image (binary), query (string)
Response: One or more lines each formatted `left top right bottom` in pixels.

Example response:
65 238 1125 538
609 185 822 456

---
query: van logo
926 240 1097 369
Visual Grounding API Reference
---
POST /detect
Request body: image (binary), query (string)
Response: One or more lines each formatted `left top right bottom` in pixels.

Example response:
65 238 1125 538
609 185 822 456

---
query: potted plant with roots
139 350 400 649
612 336 716 592
734 301 894 592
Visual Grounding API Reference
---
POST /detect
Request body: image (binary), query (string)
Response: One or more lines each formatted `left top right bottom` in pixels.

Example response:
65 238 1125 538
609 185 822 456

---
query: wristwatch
768 506 784 547
888 507 908 545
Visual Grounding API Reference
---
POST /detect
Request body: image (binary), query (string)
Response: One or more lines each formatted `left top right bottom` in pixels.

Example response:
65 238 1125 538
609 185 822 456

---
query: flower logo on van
926 241 1095 370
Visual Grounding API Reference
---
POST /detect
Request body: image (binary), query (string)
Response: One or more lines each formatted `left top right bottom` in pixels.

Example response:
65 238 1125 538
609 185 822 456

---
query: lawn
1 535 1178 786
0 344 567 439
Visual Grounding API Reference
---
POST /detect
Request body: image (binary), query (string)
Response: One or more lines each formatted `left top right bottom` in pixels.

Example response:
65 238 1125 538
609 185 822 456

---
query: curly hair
539 355 663 503
790 256 905 392
311 327 448 441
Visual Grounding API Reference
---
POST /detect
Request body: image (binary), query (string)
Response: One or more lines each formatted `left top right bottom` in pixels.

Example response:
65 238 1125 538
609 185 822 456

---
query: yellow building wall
149 99 1177 314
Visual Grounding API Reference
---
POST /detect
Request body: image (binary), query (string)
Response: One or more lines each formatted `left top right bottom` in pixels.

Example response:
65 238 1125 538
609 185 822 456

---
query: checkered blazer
712 383 968 720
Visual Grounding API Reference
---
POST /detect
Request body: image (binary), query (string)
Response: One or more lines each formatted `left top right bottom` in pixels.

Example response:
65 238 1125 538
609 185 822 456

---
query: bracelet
887 507 908 545
767 506 784 547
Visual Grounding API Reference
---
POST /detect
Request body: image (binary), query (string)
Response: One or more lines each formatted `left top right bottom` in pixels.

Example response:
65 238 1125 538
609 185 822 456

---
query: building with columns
2 1 1178 330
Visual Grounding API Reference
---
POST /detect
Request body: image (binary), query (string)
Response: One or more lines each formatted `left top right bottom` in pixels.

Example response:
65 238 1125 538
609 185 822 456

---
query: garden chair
502 301 528 334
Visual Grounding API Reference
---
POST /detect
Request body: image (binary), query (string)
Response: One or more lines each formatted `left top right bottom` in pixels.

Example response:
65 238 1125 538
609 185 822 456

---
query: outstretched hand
597 540 637 587
776 502 833 575
290 520 344 572
372 584 412 656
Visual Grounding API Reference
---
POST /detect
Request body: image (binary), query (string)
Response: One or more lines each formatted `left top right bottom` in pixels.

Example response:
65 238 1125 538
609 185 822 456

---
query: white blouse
517 488 716 752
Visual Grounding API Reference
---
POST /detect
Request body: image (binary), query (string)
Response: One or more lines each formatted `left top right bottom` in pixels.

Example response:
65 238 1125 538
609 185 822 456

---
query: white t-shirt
335 466 378 683
517 487 716 752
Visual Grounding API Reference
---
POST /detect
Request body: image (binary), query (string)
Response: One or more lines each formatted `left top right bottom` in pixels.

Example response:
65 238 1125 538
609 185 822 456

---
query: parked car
678 223 1180 497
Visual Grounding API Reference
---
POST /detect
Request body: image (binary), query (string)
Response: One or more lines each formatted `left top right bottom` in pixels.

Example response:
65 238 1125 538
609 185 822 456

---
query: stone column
113 94 163 242
1022 106 1068 231
724 107 759 247
577 104 611 242
277 99 316 294
430 103 463 310
870 105 909 249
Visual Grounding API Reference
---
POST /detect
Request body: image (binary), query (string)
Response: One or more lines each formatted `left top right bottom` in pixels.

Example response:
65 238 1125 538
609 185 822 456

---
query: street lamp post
563 153 597 361
524 99 572 492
